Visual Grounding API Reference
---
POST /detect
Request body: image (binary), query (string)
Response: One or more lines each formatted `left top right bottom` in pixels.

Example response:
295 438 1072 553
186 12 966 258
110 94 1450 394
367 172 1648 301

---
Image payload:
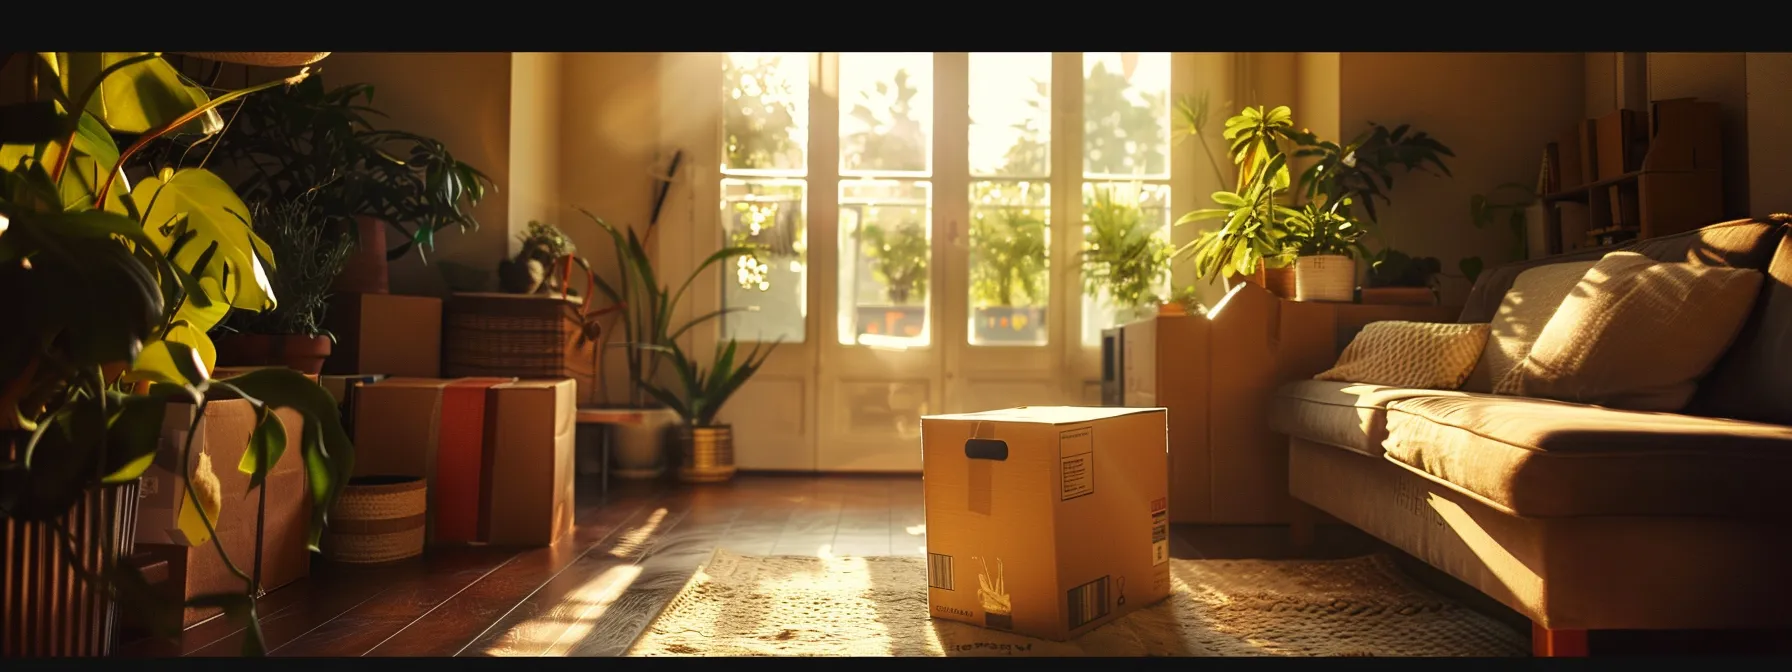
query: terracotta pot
332 215 390 295
1262 266 1297 300
1157 302 1187 316
1361 286 1438 306
214 334 332 374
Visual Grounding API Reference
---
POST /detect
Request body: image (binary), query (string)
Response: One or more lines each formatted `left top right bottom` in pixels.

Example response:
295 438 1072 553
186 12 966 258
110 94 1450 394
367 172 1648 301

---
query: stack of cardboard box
352 377 578 547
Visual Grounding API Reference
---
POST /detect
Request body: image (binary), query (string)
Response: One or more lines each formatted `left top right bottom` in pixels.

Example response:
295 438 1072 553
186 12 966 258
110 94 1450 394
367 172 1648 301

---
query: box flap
923 406 1165 425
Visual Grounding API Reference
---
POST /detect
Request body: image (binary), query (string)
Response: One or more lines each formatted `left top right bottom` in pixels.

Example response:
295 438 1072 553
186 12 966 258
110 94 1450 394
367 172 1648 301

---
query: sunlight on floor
477 509 669 656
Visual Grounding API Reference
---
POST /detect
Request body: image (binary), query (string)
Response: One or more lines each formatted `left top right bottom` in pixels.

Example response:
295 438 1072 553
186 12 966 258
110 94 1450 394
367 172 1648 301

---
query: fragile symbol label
1059 427 1094 501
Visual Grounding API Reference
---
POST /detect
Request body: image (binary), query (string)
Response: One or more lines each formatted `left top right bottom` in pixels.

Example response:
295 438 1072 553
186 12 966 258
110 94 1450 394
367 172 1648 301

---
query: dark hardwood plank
459 498 699 657
557 504 745 657
362 491 659 656
264 545 521 656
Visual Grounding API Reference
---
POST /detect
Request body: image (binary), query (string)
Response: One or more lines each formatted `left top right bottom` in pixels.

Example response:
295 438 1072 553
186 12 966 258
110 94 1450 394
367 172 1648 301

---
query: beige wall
508 52 565 259
1334 53 1585 302
315 53 514 297
1747 53 1792 215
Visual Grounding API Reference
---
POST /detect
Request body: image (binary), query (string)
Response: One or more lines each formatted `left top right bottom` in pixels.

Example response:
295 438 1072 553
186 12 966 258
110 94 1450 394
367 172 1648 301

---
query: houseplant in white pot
1283 197 1369 302
638 337 780 483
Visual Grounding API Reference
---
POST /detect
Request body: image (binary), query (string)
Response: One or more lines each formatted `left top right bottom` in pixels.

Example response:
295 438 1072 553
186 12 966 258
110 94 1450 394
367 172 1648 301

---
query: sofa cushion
1510 251 1764 412
1382 394 1792 518
1690 218 1792 425
1268 380 1467 457
1316 320 1490 390
1461 261 1596 393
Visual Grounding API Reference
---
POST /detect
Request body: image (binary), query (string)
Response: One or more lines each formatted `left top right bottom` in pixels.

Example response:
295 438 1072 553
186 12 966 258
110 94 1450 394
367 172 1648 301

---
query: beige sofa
1268 217 1792 656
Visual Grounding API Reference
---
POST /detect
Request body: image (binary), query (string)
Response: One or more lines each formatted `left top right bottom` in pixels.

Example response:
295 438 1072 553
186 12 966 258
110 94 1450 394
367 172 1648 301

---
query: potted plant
857 218 930 338
581 209 757 479
1283 197 1369 302
969 208 1047 344
213 197 354 373
1081 186 1174 322
498 220 581 295
638 337 780 483
1362 248 1445 305
1 52 354 656
129 77 496 294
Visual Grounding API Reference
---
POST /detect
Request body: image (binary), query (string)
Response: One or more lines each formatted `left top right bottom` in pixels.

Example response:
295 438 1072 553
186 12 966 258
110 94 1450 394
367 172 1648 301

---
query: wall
314 53 514 297
558 53 665 404
1747 53 1792 216
508 53 565 259
1335 53 1585 302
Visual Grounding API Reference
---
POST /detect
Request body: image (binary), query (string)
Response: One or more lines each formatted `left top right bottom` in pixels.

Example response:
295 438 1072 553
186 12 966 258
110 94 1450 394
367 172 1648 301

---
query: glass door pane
837 53 935 347
1079 52 1173 347
968 52 1052 347
721 52 811 343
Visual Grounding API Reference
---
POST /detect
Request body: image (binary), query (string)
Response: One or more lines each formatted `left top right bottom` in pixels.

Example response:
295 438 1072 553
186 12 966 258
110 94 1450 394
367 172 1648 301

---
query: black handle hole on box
964 438 1009 461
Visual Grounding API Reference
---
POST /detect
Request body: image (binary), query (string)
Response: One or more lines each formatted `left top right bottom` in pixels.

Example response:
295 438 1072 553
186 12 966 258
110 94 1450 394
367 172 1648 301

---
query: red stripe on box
434 378 511 544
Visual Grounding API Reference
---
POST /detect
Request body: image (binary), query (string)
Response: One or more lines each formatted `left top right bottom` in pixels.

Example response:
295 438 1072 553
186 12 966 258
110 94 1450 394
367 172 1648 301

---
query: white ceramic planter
611 407 680 479
1294 255 1356 302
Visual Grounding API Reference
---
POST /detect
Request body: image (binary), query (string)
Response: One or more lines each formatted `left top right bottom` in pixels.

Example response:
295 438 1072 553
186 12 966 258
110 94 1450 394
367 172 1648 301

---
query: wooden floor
119 474 1785 657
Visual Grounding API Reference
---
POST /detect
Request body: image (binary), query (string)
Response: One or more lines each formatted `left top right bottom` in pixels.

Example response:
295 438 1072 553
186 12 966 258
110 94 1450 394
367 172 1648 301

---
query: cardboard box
135 399 311 628
320 374 387 436
323 292 444 378
921 406 1170 641
352 377 514 545
484 379 577 546
1123 285 1458 524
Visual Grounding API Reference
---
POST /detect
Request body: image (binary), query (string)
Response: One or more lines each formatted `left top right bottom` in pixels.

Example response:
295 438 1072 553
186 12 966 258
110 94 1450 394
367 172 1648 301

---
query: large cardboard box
921 406 1170 642
323 292 444 378
135 399 311 628
485 379 578 546
1123 284 1458 524
352 377 514 544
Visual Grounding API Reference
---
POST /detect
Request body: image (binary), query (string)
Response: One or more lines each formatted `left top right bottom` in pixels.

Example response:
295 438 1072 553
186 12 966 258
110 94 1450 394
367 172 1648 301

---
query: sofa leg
1532 622 1589 657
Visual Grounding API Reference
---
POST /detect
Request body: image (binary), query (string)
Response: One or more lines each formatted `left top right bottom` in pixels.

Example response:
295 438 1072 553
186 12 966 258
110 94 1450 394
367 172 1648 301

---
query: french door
662 52 1209 472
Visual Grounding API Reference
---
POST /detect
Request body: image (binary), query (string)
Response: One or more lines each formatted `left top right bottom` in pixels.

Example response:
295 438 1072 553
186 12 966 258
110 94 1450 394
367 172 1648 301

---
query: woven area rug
628 550 1528 657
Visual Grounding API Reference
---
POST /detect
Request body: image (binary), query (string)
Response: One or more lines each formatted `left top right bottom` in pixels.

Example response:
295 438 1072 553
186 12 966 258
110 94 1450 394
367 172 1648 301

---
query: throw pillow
1315 321 1492 390
1461 260 1599 394
1506 251 1765 412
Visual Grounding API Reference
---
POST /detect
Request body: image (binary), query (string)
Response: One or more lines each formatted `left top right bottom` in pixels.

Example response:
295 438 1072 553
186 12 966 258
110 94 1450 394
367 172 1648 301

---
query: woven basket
1294 255 1357 302
321 476 426 564
444 292 600 404
177 52 331 67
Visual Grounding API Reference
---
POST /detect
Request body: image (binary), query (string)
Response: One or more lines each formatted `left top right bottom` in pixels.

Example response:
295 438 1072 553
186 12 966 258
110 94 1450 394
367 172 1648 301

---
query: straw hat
177 52 331 67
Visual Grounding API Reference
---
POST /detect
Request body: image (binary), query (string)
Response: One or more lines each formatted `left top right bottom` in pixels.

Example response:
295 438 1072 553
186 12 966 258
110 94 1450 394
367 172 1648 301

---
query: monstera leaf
132 168 277 312
0 113 131 214
55 52 222 137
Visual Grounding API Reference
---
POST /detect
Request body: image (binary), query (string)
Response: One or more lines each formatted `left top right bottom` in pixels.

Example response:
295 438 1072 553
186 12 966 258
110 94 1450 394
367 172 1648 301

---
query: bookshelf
1534 98 1726 255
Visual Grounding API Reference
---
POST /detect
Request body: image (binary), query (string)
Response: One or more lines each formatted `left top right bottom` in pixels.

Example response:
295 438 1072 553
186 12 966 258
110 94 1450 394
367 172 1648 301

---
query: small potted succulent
213 197 354 373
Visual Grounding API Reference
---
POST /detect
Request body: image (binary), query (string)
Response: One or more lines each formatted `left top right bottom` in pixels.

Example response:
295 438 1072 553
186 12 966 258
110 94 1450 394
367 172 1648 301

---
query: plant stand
2 480 141 657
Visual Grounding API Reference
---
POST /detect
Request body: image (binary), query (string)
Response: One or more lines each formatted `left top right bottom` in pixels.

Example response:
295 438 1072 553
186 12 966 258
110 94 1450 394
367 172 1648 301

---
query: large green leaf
132 168 277 312
238 406 287 491
130 322 216 386
59 53 222 136
0 114 128 214
103 393 171 484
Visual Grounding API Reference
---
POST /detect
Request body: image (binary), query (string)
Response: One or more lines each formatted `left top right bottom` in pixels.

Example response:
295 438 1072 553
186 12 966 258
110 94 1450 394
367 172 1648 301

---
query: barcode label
1066 576 1111 630
1151 510 1169 565
928 553 955 591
